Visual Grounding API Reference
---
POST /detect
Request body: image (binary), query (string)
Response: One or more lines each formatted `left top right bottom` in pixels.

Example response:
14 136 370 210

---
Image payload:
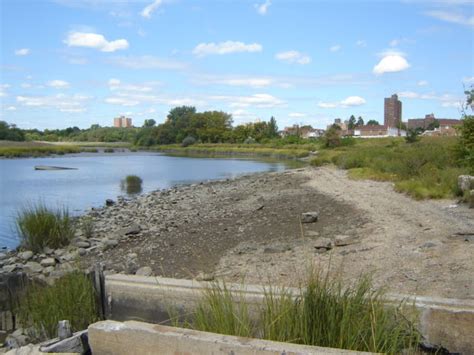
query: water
0 152 291 249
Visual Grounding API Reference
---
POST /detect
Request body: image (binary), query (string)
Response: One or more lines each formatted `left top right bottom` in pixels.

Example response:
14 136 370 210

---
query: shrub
405 130 419 144
81 217 94 238
121 175 143 194
16 204 75 253
243 137 256 144
181 136 196 147
104 148 114 153
17 272 99 340
456 115 474 173
323 127 341 148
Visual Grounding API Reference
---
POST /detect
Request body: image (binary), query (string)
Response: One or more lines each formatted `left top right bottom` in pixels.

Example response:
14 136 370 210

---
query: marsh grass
103 148 114 153
17 272 99 340
16 203 75 253
0 145 80 158
172 273 419 353
81 217 94 238
121 175 143 194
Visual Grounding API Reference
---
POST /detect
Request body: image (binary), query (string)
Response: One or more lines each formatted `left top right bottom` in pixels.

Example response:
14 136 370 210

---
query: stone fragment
195 272 215 281
458 175 474 192
75 240 90 248
135 266 153 276
313 238 333 249
102 239 119 251
40 258 55 267
105 199 115 206
334 235 358 247
119 223 141 236
24 262 42 273
301 212 319 223
78 248 87 256
18 251 33 261
40 330 89 354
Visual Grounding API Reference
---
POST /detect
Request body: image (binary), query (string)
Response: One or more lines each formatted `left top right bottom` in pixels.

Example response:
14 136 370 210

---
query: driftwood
34 166 78 171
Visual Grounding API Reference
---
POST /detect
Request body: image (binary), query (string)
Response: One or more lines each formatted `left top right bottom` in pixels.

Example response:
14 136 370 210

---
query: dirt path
81 166 473 299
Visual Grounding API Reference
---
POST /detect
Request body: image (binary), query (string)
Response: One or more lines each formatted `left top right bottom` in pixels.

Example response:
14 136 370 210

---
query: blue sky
0 0 473 130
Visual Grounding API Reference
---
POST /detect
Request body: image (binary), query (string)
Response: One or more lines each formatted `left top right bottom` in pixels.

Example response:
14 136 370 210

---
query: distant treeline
0 106 280 146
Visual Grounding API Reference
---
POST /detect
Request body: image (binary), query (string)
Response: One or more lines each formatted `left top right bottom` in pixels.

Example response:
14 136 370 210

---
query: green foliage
457 115 474 173
356 116 364 126
81 217 94 239
0 121 25 141
104 148 114 153
143 119 156 127
17 272 99 340
0 142 81 158
175 273 419 353
243 137 256 144
366 120 380 126
121 175 143 194
181 136 196 147
348 115 356 130
405 129 419 143
323 126 341 148
16 204 75 253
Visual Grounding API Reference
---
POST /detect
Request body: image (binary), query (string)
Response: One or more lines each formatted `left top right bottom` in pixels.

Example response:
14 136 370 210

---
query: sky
0 0 473 130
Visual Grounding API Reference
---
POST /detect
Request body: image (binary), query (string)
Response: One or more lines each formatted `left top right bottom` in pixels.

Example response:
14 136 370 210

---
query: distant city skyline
0 0 473 130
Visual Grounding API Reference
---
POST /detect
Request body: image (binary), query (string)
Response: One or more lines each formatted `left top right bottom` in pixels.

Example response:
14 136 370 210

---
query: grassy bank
152 143 314 160
311 136 466 199
0 141 82 158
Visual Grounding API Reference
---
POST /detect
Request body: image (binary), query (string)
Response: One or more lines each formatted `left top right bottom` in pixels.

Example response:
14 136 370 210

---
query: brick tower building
384 94 402 128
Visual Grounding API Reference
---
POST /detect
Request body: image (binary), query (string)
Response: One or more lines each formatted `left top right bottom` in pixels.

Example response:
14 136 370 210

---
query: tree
356 116 364 127
426 120 440 131
348 115 356 129
324 126 341 148
367 120 380 126
405 129 419 143
143 119 156 127
267 116 279 138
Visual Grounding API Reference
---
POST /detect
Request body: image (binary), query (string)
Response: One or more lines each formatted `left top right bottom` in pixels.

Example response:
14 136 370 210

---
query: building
384 94 402 128
114 116 132 128
407 114 462 131
353 125 406 138
280 125 325 139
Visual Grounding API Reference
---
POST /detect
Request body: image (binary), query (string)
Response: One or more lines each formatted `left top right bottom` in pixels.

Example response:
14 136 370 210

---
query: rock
0 253 8 261
420 242 437 249
75 241 90 248
301 212 319 223
127 253 138 259
61 252 77 262
78 248 87 256
313 238 333 249
54 249 65 257
305 231 320 237
42 247 53 255
18 251 33 262
119 223 141 236
5 344 40 354
40 330 89 354
135 266 153 276
58 320 72 340
3 264 19 273
42 266 55 276
470 190 474 209
195 272 215 281
40 258 55 267
105 199 115 206
263 244 291 254
102 239 119 250
458 175 474 192
5 330 29 349
24 262 42 274
334 235 358 247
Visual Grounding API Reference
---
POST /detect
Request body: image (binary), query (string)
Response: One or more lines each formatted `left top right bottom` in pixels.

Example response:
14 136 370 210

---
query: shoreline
1 166 473 300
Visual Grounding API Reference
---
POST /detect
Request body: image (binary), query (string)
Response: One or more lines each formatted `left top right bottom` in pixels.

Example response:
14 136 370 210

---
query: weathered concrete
103 274 474 354
88 320 370 355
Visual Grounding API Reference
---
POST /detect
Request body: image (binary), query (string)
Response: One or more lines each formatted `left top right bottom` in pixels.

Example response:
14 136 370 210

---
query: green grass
16 203 75 253
17 272 99 340
170 273 419 354
103 148 114 153
0 144 81 158
311 136 467 199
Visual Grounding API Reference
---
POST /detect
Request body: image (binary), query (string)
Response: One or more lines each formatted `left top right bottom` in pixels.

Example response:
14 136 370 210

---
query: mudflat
81 166 474 299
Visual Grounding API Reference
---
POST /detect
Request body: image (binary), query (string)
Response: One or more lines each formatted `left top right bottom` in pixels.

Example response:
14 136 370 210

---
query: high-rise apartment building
113 116 132 128
384 94 402 128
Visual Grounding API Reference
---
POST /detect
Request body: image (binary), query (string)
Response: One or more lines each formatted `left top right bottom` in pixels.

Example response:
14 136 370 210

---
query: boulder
301 212 319 223
458 175 474 192
75 240 90 248
105 199 115 206
470 190 474 209
135 266 153 276
18 251 33 262
24 262 42 274
40 258 55 267
313 238 333 249
40 330 89 354
102 239 119 251
334 235 358 247
119 223 141 236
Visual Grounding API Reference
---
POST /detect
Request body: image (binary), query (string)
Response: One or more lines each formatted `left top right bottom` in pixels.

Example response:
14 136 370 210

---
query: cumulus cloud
193 41 262 57
318 96 366 109
329 45 341 52
211 93 285 108
355 40 367 47
110 55 187 70
195 75 273 88
398 91 463 109
15 48 30 56
0 84 10 97
141 0 163 19
6 106 17 111
255 0 271 15
425 10 474 27
275 50 311 65
373 51 410 75
288 112 307 118
462 76 474 84
47 80 70 89
418 80 429 86
16 93 91 112
64 32 129 52
108 78 157 92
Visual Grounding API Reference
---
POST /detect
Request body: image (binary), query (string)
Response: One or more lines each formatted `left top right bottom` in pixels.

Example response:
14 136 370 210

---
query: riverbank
1 166 472 299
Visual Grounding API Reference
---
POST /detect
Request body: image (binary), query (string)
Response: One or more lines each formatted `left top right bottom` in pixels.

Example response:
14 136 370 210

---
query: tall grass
0 145 80 158
16 203 75 253
174 273 419 353
17 272 99 340
121 175 143 194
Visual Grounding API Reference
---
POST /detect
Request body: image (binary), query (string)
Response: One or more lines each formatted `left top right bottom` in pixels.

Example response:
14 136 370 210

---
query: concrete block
89 320 370 355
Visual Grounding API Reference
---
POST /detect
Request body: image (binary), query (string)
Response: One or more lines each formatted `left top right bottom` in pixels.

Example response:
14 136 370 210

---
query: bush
17 272 99 340
181 136 197 147
243 137 257 144
104 148 114 153
81 217 94 238
457 115 474 173
405 130 419 144
121 175 143 194
16 204 75 253
323 127 341 148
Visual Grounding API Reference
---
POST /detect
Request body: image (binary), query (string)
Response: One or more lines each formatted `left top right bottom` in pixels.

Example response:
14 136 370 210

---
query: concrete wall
88 320 371 355
103 274 474 354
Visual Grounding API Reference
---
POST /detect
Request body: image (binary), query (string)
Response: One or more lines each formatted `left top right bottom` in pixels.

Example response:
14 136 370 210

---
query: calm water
0 152 291 249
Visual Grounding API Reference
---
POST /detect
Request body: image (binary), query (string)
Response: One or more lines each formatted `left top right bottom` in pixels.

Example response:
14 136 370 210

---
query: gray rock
102 239 119 250
301 212 319 223
195 272 215 281
3 264 19 273
43 247 54 255
263 244 291 254
40 330 89 354
54 249 65 257
313 238 333 249
305 231 320 237
75 241 90 248
458 175 474 192
61 252 77 262
0 253 8 261
135 266 153 276
18 251 33 261
78 248 87 256
127 253 138 259
42 266 55 276
24 262 42 273
334 235 358 247
105 199 115 206
40 258 55 267
119 223 141 236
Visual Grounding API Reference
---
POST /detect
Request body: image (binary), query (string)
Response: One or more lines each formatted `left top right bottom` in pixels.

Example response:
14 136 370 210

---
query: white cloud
141 0 163 19
15 48 30 56
193 41 262 57
64 32 129 52
47 80 70 89
462 76 474 84
275 50 311 65
417 80 429 86
196 75 273 88
110 55 187 70
373 51 410 75
0 84 10 97
6 106 17 111
104 91 207 108
425 10 474 27
21 83 32 88
398 91 463 109
329 45 341 52
105 97 140 106
231 109 258 122
389 39 400 47
211 93 285 108
318 96 366 109
255 0 271 15
108 78 157 92
289 112 307 118
356 40 367 47
16 93 91 112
